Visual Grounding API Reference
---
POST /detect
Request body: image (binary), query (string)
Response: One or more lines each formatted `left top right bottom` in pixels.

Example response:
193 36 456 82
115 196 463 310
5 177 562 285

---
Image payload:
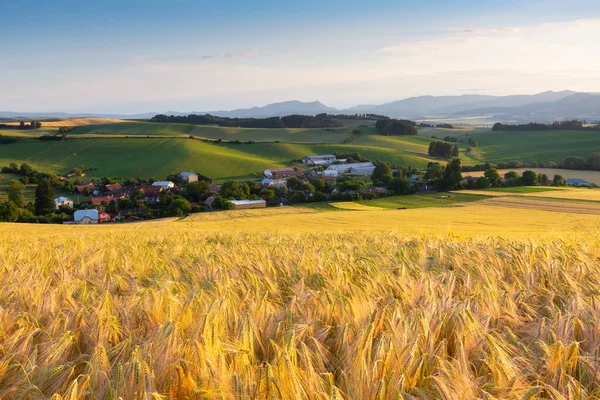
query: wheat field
2 206 600 398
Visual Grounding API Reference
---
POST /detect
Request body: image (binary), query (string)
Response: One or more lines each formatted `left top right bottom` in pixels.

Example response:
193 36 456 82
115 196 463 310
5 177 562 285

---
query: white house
152 181 175 189
179 172 199 183
54 196 73 210
302 154 337 166
260 178 274 187
74 209 99 224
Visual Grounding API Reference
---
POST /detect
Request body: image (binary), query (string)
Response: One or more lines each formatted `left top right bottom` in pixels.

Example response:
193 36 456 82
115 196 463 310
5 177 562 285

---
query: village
55 154 428 224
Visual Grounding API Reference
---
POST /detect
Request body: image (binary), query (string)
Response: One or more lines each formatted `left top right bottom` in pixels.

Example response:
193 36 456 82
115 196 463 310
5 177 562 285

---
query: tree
7 180 25 207
560 156 586 170
440 159 463 191
587 153 600 170
504 171 519 180
553 174 566 186
20 163 33 176
476 177 490 189
371 162 393 186
34 179 54 215
484 168 502 187
184 181 210 202
220 181 250 199
171 198 192 213
0 201 20 222
521 170 538 186
425 162 444 181
388 177 411 194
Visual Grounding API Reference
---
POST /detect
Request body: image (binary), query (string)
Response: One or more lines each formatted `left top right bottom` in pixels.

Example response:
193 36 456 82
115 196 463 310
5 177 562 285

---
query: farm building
152 181 175 189
179 172 199 183
326 162 375 175
74 209 99 224
74 183 95 194
301 154 337 166
230 199 267 210
210 184 222 193
204 195 217 210
350 165 376 176
264 167 300 178
137 185 163 202
566 178 591 187
54 197 73 210
321 169 339 177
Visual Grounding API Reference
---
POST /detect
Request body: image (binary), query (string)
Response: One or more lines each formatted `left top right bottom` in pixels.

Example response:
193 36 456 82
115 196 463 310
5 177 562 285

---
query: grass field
469 129 600 163
465 168 600 185
3 198 600 397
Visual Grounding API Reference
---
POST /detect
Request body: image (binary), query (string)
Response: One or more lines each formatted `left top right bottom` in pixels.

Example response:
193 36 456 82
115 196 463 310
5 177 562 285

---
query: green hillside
469 130 600 163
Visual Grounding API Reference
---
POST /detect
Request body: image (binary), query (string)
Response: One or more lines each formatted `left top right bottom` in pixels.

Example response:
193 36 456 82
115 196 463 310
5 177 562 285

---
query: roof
91 196 114 205
567 178 590 184
327 162 375 171
105 183 122 191
75 183 95 191
230 200 267 205
179 172 198 177
74 209 99 221
54 196 71 203
204 195 216 207
265 167 296 173
152 181 174 187
302 154 336 160
261 178 273 184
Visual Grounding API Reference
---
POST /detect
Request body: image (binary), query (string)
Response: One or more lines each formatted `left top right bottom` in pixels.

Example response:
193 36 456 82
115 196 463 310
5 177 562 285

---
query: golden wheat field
3 118 127 127
2 204 600 399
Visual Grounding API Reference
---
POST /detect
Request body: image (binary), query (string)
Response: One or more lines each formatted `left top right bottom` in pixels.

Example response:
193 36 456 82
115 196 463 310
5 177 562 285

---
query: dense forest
375 119 418 136
492 120 600 131
150 114 343 129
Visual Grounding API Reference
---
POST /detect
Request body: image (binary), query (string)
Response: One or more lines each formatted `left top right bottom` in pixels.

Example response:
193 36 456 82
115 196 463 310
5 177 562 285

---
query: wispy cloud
201 50 259 59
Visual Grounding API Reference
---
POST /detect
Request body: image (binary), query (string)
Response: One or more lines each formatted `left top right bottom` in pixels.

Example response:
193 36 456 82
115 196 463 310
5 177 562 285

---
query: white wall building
152 181 175 189
54 196 74 210
179 172 199 183
74 209 99 224
302 154 337 166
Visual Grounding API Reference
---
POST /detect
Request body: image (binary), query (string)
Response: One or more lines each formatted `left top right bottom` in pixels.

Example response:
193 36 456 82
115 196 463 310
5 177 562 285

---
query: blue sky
2 0 600 113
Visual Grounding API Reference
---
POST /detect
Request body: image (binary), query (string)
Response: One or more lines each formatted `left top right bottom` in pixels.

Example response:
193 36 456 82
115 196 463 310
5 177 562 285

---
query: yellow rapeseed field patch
1 204 600 398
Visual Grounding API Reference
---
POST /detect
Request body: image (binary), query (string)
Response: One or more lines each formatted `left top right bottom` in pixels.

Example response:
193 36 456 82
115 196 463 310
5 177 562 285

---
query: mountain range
3 91 600 123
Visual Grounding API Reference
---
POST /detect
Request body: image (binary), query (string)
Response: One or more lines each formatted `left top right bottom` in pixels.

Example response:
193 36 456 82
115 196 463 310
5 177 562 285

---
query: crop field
468 129 600 163
2 203 600 398
3 118 128 127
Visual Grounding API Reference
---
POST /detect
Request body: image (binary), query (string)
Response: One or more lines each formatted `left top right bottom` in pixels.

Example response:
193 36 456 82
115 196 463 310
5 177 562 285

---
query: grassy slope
470 129 600 163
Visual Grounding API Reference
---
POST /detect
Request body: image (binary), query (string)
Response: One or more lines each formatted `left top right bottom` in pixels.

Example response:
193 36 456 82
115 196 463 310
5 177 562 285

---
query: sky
2 0 600 113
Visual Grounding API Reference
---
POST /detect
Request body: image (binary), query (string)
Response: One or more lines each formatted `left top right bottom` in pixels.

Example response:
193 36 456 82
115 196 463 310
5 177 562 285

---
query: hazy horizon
3 0 600 113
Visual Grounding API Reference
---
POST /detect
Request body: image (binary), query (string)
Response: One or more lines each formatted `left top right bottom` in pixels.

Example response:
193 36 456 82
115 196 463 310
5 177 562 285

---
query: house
179 172 199 183
567 178 591 187
230 199 267 210
137 185 163 202
105 183 122 192
91 195 114 205
321 175 336 183
74 183 95 194
74 209 99 224
301 154 337 166
260 178 274 187
327 162 375 175
264 167 300 178
272 179 287 188
54 196 73 210
98 210 112 223
152 181 175 189
210 184 222 193
204 195 217 209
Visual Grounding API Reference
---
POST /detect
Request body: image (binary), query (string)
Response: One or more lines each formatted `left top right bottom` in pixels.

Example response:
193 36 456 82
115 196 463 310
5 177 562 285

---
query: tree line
150 114 343 129
0 121 42 130
492 120 600 131
375 119 418 136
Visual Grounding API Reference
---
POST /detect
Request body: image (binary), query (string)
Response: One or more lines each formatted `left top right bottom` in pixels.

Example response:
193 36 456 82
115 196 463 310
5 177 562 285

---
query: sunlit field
2 202 600 398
